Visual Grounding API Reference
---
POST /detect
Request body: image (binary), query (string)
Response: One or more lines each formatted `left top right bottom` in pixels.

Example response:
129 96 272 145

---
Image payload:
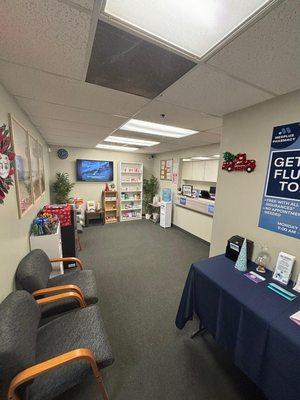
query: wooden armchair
0 291 114 400
16 249 98 318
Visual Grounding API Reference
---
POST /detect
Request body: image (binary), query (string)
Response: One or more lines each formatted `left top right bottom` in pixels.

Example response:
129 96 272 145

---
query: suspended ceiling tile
16 97 126 129
43 132 101 141
147 139 213 154
103 0 271 59
0 60 149 115
208 0 300 95
165 131 220 148
48 137 100 148
0 0 92 79
42 129 108 145
86 20 196 99
31 116 113 135
132 130 220 154
159 63 273 116
135 100 222 131
67 0 94 10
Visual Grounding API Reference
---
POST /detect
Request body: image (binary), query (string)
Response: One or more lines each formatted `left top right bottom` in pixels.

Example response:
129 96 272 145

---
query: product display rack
102 190 118 224
119 161 143 222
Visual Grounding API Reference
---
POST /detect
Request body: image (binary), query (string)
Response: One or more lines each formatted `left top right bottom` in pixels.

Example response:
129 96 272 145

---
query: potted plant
143 175 159 220
52 172 75 204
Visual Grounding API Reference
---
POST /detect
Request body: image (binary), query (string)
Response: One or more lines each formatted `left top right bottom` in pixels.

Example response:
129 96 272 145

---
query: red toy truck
222 153 256 173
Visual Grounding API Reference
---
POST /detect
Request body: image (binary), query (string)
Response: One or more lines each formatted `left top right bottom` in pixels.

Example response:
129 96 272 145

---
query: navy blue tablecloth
175 254 300 400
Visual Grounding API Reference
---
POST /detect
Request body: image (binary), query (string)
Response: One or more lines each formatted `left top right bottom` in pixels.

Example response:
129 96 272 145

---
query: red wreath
0 124 15 204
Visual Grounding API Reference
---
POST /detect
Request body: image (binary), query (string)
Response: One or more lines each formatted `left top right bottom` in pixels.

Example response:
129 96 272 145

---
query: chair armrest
50 257 83 270
32 284 85 301
8 348 99 400
35 291 86 308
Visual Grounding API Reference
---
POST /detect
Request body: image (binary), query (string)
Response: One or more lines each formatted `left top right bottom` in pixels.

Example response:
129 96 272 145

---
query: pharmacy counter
173 196 215 243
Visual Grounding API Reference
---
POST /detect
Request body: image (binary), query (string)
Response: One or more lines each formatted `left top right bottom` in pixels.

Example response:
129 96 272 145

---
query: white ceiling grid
0 0 299 152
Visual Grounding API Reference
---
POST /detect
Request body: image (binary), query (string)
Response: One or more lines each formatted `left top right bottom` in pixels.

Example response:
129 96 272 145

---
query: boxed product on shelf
119 161 143 221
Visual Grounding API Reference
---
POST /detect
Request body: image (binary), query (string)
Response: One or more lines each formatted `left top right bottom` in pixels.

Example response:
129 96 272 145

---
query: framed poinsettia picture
38 141 46 195
29 134 42 202
0 124 15 205
9 114 46 217
9 115 34 218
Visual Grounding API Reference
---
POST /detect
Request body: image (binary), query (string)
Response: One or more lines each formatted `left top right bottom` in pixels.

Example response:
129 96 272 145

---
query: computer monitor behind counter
200 190 210 199
210 186 216 195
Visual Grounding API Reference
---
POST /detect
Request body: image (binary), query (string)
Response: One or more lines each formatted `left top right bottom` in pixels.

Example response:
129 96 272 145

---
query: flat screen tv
76 159 113 182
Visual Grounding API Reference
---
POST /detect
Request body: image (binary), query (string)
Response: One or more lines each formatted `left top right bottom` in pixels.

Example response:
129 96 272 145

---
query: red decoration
44 204 72 227
104 183 110 191
222 152 256 173
0 124 15 204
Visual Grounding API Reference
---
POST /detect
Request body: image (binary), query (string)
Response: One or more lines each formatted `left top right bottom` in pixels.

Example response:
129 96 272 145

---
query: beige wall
49 146 154 203
210 90 300 278
0 83 50 301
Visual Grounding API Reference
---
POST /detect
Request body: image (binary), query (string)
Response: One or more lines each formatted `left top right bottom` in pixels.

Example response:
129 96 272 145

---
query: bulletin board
160 159 173 180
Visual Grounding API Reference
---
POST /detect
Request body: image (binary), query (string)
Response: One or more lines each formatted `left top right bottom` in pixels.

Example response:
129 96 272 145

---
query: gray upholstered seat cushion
0 291 41 399
29 305 114 400
39 269 98 318
15 249 52 293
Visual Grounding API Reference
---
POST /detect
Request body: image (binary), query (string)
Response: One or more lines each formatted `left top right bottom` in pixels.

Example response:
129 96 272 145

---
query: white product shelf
121 181 142 184
121 199 141 202
120 216 142 221
119 161 143 222
121 207 142 211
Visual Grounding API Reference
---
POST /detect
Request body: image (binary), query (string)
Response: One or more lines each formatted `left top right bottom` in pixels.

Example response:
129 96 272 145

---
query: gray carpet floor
58 220 265 400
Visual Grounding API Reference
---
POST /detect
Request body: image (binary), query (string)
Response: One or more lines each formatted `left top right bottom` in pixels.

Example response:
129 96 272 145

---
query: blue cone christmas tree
235 238 248 272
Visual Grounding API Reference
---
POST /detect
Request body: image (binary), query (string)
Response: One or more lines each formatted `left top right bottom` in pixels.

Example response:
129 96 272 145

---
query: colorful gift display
44 204 72 227
31 211 59 236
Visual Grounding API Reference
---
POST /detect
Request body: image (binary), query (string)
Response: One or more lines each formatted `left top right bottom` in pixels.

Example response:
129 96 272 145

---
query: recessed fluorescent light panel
120 119 198 138
103 0 272 59
192 156 211 160
182 159 192 162
96 144 138 152
104 136 159 147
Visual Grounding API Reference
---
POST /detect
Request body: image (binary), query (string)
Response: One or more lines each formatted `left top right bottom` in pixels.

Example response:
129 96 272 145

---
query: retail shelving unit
102 190 118 224
119 161 143 222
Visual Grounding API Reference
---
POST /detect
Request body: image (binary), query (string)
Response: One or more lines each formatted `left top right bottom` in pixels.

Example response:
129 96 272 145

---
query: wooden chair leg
78 235 82 251
91 364 109 400
96 375 109 400
76 234 82 252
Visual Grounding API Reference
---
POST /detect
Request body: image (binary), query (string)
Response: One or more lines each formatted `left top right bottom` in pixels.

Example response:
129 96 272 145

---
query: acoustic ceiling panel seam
156 97 223 118
204 61 278 96
133 96 222 120
15 95 130 118
80 0 104 81
35 125 113 135
0 57 84 83
4 86 48 144
27 114 122 129
58 0 93 14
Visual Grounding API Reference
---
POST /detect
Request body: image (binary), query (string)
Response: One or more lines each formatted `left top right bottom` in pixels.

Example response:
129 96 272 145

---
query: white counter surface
175 195 215 217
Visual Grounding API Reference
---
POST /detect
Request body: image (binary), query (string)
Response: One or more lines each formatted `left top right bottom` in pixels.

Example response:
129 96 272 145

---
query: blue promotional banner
258 122 300 239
